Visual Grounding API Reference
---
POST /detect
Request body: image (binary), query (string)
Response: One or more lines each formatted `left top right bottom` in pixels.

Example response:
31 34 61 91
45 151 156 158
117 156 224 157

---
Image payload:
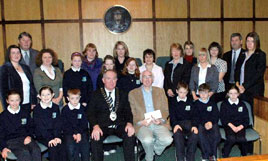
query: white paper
144 110 162 123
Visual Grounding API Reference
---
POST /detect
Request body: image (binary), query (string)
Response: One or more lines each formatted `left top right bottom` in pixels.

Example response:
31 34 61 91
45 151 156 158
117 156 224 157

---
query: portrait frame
103 5 132 34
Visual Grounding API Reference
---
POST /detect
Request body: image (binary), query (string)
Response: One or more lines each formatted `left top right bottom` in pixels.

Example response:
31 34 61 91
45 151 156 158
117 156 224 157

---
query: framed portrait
104 5 132 34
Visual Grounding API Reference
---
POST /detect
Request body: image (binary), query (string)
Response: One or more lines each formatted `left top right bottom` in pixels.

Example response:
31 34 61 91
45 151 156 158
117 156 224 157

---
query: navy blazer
189 64 219 93
0 62 37 108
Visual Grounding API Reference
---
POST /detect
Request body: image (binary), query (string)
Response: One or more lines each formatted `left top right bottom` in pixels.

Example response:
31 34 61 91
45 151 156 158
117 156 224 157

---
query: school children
61 89 90 161
33 86 64 161
195 83 221 161
220 86 249 157
0 90 41 161
169 82 198 161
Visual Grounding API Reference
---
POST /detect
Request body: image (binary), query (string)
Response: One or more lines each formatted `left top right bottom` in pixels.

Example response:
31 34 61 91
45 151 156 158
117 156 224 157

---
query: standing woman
113 41 130 77
1 45 37 112
164 43 192 98
209 42 227 102
189 48 219 101
184 41 197 66
139 49 164 88
81 43 102 91
235 32 266 107
34 48 63 106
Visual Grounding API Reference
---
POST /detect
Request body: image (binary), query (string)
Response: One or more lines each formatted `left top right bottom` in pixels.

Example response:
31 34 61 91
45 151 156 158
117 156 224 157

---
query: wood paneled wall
0 0 268 68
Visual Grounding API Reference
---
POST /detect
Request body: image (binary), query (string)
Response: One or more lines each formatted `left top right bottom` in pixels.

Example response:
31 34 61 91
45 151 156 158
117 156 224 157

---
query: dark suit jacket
87 88 133 129
235 49 266 96
222 48 245 85
164 59 192 94
1 62 37 108
19 48 39 74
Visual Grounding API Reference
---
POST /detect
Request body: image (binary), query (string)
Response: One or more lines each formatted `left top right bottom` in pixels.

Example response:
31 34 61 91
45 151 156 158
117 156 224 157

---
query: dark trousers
173 121 198 161
64 133 90 161
222 127 247 157
6 137 41 161
91 125 135 161
198 124 221 159
38 138 65 161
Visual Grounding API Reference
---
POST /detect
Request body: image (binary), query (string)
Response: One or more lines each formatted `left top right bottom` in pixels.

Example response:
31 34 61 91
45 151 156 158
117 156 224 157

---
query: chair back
135 58 142 67
156 56 170 70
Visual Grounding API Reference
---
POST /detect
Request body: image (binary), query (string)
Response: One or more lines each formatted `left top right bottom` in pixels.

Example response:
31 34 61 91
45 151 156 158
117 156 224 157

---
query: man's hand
140 119 151 127
1 148 11 159
167 89 175 97
91 125 103 141
151 118 162 125
125 123 135 137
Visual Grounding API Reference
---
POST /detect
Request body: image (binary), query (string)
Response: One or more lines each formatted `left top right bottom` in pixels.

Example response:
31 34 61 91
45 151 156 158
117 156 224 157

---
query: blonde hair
113 41 129 57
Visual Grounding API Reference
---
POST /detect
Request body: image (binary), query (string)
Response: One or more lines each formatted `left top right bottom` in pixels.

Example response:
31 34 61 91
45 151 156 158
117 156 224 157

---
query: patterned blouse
213 58 227 93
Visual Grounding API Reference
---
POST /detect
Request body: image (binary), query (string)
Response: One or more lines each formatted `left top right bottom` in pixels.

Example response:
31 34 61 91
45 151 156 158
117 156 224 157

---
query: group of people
0 30 266 161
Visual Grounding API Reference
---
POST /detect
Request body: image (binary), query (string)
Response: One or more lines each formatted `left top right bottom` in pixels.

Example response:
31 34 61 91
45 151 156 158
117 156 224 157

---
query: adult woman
34 49 63 106
117 57 142 94
1 45 37 112
81 43 102 91
189 48 219 101
184 41 197 66
209 42 227 102
139 49 164 88
164 43 192 98
113 41 130 77
235 32 266 106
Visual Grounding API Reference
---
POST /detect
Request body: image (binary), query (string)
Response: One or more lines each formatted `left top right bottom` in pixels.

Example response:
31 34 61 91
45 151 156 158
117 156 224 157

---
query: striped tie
107 92 113 108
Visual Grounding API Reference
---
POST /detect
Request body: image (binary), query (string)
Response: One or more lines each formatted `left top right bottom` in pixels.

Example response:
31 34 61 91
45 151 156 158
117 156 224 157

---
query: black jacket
1 62 37 108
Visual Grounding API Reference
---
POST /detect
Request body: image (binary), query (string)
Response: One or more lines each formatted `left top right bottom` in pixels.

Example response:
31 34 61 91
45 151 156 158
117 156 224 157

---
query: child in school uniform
63 52 93 108
169 82 198 161
33 86 64 161
220 86 249 157
61 89 90 161
0 90 41 161
195 83 221 161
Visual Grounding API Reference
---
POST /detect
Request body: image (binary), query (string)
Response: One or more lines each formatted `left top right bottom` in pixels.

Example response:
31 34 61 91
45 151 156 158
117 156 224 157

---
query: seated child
61 89 90 161
169 82 198 161
33 86 64 161
195 83 221 161
0 90 41 161
220 86 249 157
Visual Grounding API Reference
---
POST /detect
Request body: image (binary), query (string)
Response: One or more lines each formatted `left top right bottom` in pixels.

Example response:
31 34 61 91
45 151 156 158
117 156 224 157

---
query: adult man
223 33 245 90
129 70 173 161
18 32 39 74
87 69 135 161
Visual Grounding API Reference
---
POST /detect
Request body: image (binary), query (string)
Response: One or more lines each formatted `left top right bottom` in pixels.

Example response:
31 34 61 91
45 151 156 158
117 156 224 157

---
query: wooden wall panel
43 0 79 19
82 0 152 19
256 22 268 63
224 0 253 18
155 0 187 18
254 116 268 154
5 24 42 51
83 22 153 60
223 21 253 52
156 22 187 57
4 0 40 20
0 26 3 65
45 23 80 68
190 22 221 56
190 0 220 18
255 0 268 18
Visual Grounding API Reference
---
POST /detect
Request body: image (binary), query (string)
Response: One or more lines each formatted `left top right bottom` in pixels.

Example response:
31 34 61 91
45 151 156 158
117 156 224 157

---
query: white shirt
105 88 115 106
232 48 242 64
228 98 239 105
68 102 81 110
40 101 53 109
7 106 21 114
71 66 81 72
17 71 30 104
40 65 55 80
139 63 164 88
198 63 211 86
177 96 187 102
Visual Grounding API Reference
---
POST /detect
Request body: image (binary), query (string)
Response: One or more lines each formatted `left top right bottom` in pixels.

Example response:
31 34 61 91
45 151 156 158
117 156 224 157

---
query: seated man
129 70 173 161
87 69 135 161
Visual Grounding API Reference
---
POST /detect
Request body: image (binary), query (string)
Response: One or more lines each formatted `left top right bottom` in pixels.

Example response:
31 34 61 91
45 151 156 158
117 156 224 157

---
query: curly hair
36 48 58 67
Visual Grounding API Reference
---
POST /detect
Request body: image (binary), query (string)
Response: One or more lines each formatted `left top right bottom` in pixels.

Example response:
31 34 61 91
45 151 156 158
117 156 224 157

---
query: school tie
24 51 30 65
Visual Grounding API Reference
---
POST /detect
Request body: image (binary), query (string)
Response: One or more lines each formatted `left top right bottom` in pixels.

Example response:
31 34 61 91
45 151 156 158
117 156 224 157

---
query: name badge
77 114 82 119
207 106 212 112
136 80 141 85
238 107 243 112
52 112 57 119
82 76 87 82
21 118 27 125
185 105 191 111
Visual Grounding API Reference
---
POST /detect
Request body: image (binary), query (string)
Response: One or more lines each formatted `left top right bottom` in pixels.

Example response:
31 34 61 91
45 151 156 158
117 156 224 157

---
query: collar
198 63 211 68
233 48 241 54
104 87 115 96
20 49 29 53
177 96 187 102
7 106 21 114
142 86 152 93
199 98 209 104
40 101 53 109
228 98 239 105
40 65 55 72
68 102 81 110
71 66 81 72
169 57 183 65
